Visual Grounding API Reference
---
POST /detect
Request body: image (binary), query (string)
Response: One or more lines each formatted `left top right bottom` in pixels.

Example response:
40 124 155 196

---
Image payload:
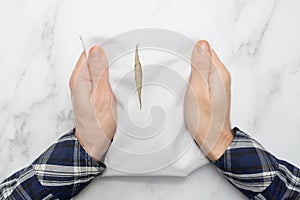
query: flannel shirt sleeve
0 129 106 200
213 127 300 199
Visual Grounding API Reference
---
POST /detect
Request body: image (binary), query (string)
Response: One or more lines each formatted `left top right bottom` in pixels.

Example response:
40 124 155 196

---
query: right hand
185 40 233 161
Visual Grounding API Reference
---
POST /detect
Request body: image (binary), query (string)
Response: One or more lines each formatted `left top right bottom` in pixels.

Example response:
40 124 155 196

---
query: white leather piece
84 29 209 177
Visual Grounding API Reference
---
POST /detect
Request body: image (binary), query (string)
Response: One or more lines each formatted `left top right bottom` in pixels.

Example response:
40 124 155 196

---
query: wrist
75 129 109 162
207 128 233 161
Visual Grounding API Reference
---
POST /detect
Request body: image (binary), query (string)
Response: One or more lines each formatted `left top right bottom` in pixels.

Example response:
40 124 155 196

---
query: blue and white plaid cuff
0 129 105 199
213 127 300 199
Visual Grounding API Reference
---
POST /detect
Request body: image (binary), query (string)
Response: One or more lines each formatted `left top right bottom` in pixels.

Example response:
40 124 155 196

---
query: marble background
1 0 299 199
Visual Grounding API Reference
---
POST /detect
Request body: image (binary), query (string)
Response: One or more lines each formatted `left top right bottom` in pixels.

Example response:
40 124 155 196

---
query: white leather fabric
84 29 209 177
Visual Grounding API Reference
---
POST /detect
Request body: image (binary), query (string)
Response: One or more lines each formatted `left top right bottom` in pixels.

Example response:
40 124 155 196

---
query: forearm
0 129 105 199
212 127 300 199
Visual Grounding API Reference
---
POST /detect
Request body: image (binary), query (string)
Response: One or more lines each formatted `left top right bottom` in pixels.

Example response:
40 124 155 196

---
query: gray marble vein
0 0 299 199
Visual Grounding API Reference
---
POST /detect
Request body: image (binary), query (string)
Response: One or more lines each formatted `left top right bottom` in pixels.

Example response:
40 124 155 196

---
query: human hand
185 40 233 161
69 46 116 162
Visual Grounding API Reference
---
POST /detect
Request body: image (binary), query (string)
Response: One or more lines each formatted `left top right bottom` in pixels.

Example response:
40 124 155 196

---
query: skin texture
69 46 116 161
185 40 233 161
135 44 143 109
69 41 232 162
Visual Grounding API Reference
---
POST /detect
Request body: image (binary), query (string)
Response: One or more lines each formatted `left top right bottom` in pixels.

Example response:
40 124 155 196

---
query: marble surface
1 0 300 199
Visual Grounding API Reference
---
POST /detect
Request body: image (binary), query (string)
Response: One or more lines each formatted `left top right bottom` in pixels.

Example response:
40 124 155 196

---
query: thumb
88 45 109 90
70 52 92 99
191 40 212 84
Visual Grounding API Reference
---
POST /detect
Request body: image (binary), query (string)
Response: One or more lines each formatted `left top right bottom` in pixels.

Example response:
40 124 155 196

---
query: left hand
69 46 116 162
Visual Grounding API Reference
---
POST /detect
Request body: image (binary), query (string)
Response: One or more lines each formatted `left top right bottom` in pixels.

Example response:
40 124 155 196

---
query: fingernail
196 41 210 54
90 46 102 58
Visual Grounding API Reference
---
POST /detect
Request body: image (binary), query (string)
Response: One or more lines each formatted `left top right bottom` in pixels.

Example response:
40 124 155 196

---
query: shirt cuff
212 127 279 198
31 129 106 199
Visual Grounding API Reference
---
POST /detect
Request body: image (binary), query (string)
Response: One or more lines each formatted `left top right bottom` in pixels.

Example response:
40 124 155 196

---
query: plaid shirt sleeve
213 127 300 200
0 129 105 200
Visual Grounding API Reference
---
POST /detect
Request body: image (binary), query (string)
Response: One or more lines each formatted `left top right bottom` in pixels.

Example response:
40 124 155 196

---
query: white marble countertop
0 0 299 199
